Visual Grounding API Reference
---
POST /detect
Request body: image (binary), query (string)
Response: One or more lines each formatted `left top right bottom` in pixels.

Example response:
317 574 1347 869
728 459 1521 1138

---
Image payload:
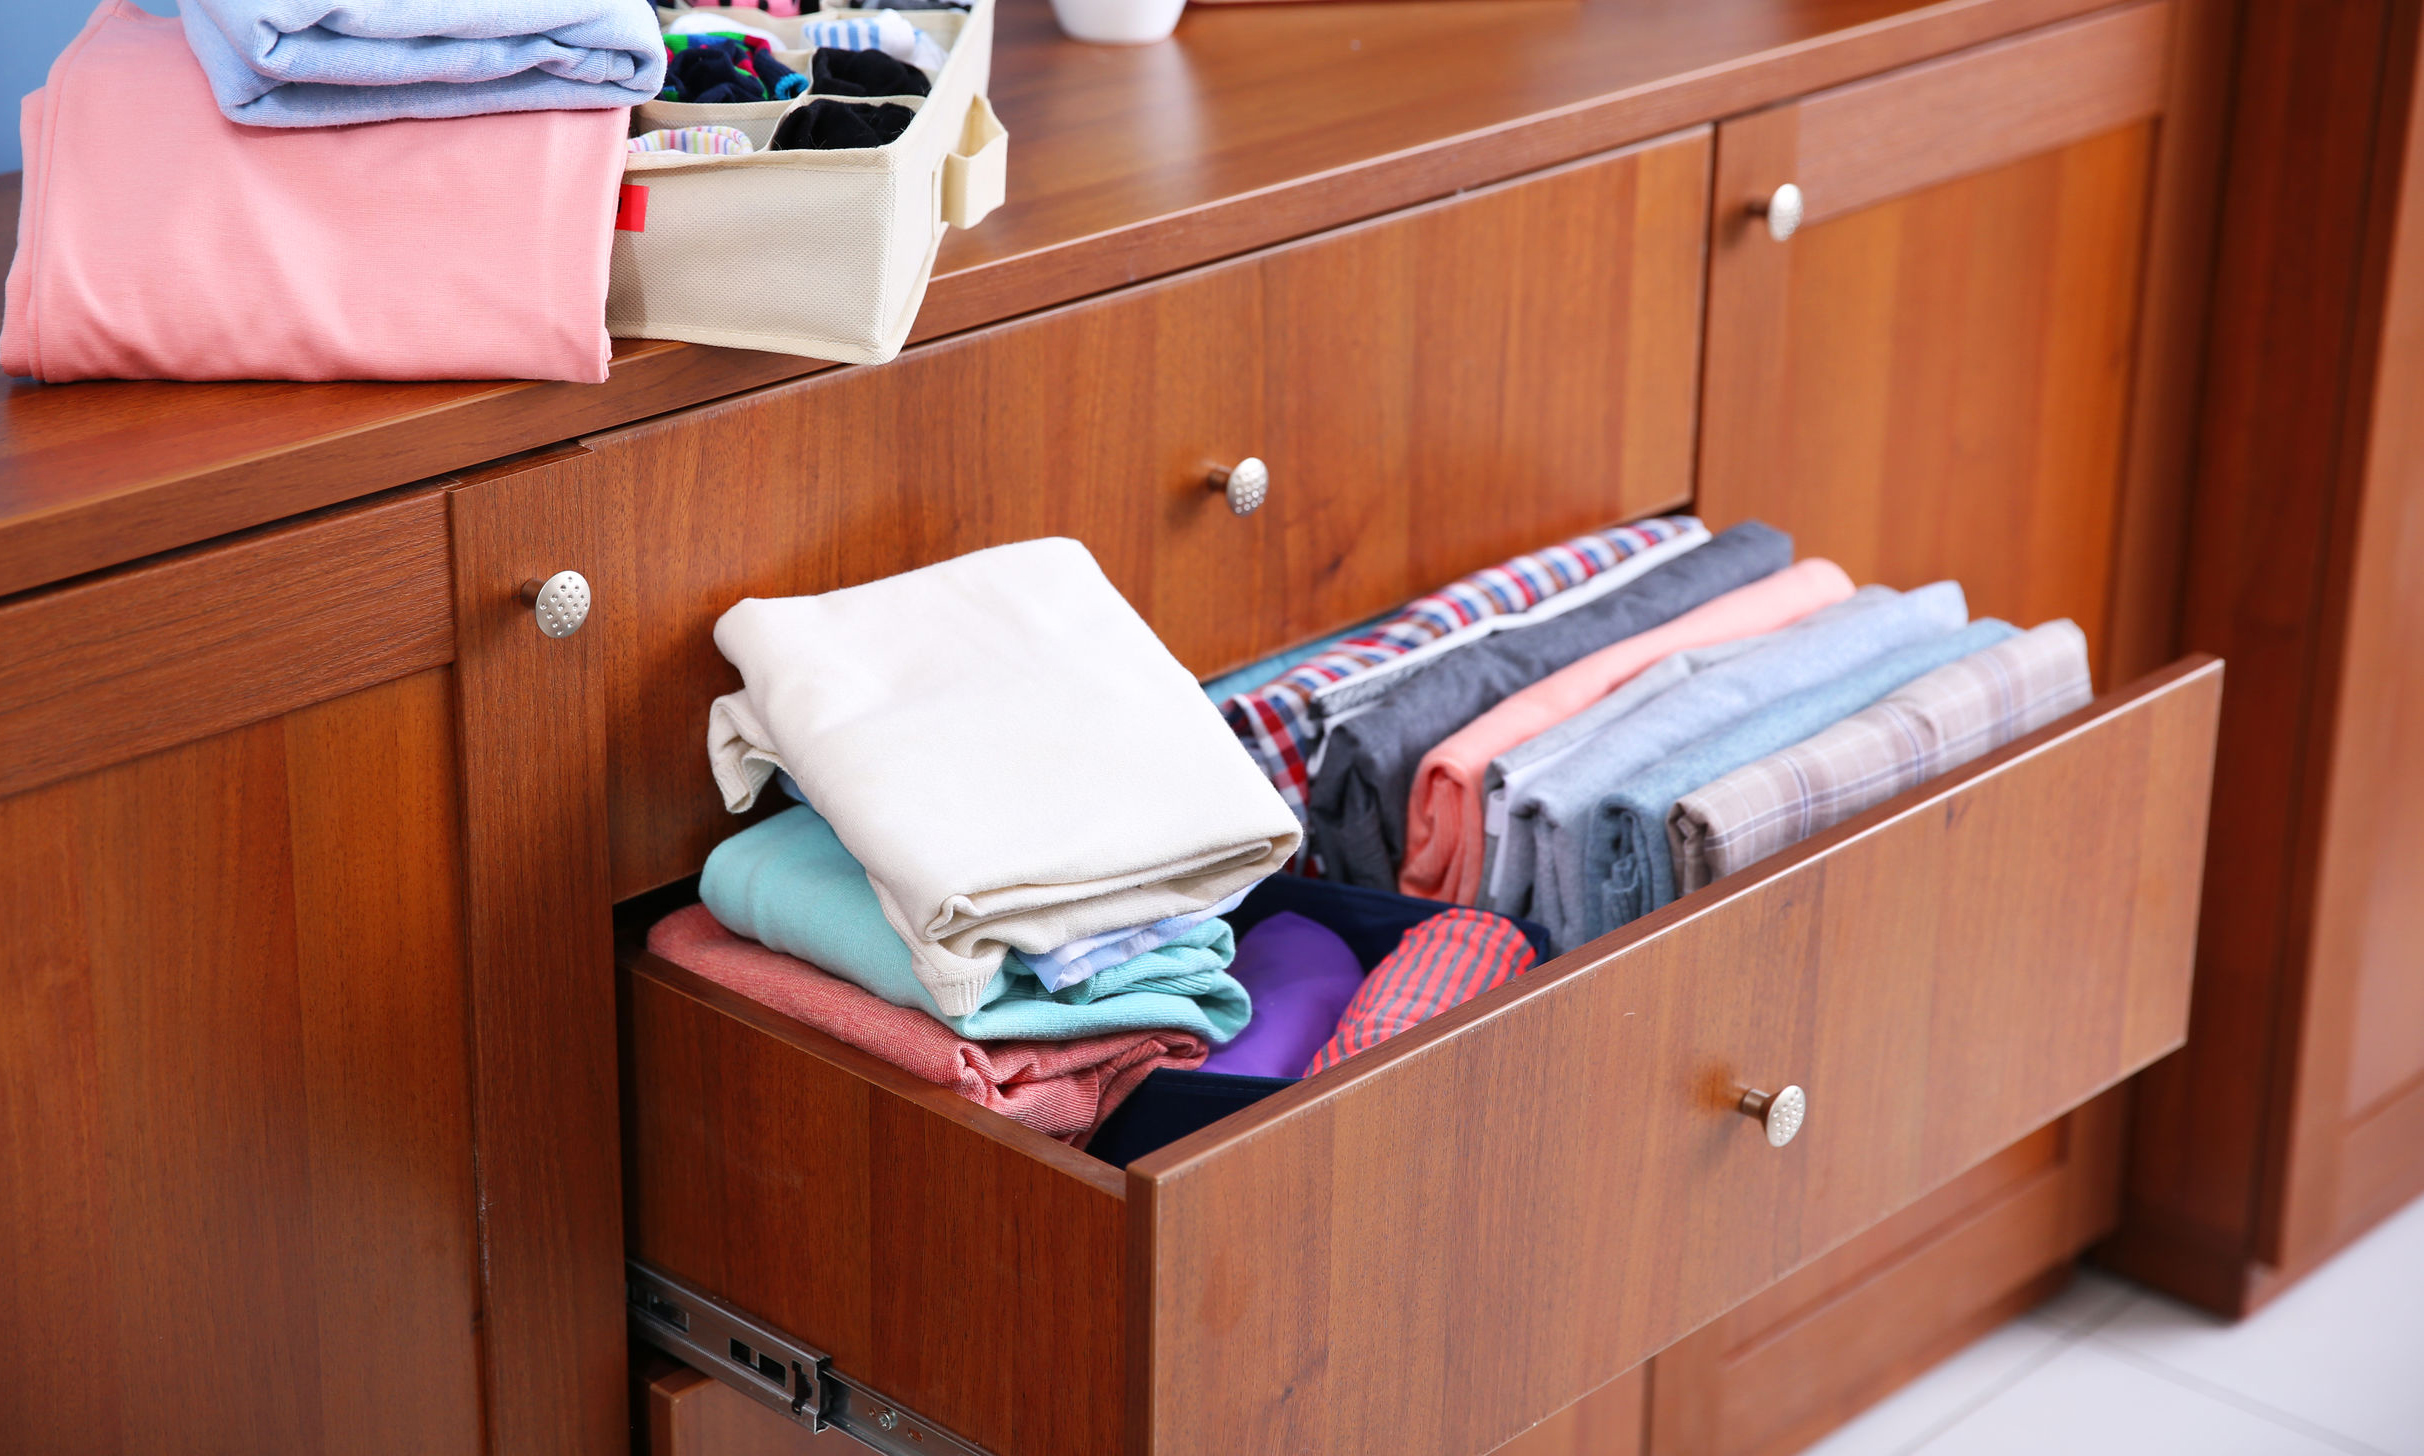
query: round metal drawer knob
1208 457 1270 516
519 569 591 639
1749 182 1805 242
1739 1085 1806 1147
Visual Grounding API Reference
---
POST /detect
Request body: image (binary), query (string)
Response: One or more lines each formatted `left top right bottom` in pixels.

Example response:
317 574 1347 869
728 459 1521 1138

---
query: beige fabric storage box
608 0 1006 365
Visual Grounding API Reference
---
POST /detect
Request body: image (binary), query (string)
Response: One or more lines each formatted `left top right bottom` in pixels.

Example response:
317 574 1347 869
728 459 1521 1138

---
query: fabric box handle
941 94 1008 229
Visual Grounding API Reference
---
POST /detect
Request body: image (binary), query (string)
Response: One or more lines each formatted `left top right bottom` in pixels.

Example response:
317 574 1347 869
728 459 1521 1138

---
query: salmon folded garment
0 1 626 383
1396 558 1855 904
649 905 1206 1145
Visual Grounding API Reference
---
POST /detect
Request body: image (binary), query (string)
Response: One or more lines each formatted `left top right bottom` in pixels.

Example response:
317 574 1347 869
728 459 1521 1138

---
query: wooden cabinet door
1696 2 2177 685
0 496 486 1454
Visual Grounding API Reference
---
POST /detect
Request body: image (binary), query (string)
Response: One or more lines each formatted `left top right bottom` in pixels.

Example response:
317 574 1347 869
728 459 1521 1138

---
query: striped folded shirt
1666 618 2094 893
1219 516 1704 831
1302 908 1538 1075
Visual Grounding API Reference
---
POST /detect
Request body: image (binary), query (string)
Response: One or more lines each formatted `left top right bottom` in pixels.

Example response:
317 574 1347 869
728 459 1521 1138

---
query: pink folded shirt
1397 559 1857 904
1 1 623 384
648 905 1208 1145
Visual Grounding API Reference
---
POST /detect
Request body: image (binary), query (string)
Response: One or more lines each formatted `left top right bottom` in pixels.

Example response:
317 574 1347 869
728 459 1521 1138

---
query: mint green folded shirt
700 806 1253 1044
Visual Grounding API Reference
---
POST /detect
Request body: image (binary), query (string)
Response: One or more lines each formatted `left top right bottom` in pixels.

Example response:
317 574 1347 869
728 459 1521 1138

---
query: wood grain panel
0 669 482 1456
2307 0 2424 1131
1492 1368 1645 1456
2104 0 2236 683
592 135 1708 900
622 957 1128 1456
1699 115 2156 683
283 673 485 1451
0 0 2134 599
639 1353 852 1455
2111 0 2424 1315
1132 659 2219 1456
1647 1094 2125 1456
0 488 452 801
1789 3 2168 226
449 460 627 1456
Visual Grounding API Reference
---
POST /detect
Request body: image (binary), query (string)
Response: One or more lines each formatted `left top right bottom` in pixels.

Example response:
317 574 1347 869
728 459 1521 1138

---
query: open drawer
619 656 2220 1456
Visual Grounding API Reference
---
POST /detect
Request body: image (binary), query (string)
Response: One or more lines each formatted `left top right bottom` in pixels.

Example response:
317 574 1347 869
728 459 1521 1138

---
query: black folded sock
769 99 917 151
810 48 931 98
667 42 767 105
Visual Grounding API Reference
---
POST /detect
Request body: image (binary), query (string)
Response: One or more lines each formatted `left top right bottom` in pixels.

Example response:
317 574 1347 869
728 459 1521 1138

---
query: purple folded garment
1199 912 1365 1080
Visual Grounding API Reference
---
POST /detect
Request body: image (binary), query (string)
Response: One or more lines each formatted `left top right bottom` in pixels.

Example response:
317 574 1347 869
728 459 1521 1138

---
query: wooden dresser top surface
0 0 2117 597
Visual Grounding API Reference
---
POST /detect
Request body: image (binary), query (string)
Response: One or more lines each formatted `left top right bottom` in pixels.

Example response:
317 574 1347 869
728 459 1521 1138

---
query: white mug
1049 0 1186 45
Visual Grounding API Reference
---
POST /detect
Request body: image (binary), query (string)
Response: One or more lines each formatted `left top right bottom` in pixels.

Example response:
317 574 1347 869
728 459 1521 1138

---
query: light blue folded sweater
1585 617 2021 939
701 806 1254 1045
1511 582 1971 954
180 0 666 127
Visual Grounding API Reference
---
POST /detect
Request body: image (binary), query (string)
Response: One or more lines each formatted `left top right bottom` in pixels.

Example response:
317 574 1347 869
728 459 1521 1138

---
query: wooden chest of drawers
27 0 2424 1452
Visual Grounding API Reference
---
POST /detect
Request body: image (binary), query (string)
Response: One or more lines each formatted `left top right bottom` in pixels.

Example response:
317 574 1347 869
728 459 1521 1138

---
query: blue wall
4 1 178 173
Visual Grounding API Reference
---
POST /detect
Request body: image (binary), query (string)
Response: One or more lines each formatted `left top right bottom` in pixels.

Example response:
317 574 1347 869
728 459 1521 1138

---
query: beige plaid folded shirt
1668 619 2094 893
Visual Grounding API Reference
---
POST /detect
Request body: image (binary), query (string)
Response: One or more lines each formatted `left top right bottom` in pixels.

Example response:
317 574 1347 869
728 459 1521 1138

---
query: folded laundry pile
654 518 2095 1154
1 1 634 383
653 537 1554 1146
4 0 995 382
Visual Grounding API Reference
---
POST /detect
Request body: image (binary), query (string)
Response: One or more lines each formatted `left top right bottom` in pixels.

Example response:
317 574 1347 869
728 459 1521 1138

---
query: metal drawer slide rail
628 1260 997 1456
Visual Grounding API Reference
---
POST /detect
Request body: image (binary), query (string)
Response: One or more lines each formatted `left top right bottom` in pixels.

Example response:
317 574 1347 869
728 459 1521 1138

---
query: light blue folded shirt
701 805 1253 1045
180 0 666 127
1586 618 2021 938
1510 582 1971 954
1013 889 1251 992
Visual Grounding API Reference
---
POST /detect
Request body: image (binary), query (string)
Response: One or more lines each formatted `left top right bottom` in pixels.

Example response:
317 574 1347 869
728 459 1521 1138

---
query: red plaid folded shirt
1303 908 1539 1075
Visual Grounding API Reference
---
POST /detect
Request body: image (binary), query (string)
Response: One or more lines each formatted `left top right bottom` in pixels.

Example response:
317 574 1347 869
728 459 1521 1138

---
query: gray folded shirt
1304 521 1796 890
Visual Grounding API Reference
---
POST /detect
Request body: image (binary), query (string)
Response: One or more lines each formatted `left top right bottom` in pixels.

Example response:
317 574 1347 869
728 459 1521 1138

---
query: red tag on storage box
616 183 649 232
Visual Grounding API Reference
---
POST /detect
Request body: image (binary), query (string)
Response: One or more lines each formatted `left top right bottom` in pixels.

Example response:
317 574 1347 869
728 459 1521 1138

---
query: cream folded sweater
708 538 1302 1016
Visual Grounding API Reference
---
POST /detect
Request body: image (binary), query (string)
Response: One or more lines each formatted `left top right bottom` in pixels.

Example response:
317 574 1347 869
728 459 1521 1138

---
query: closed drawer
583 128 1710 900
619 656 2220 1456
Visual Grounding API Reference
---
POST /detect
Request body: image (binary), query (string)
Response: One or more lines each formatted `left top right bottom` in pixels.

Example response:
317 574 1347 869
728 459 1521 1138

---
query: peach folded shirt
1 1 623 384
1397 559 1857 903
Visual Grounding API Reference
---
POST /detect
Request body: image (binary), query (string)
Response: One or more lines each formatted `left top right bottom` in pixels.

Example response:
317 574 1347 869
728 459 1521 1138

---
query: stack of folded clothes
650 538 1557 1148
2 0 661 383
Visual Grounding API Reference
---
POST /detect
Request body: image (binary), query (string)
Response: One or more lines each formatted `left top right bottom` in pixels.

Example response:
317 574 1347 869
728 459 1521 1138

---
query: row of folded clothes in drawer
654 523 2092 1165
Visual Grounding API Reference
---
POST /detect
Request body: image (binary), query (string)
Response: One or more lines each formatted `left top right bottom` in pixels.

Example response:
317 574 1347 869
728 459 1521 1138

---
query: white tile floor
1798 1193 2424 1455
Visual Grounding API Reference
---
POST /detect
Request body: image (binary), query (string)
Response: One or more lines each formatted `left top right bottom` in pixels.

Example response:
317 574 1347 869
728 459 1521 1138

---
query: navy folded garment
1086 1068 1296 1168
1305 522 1795 889
1228 872 1554 969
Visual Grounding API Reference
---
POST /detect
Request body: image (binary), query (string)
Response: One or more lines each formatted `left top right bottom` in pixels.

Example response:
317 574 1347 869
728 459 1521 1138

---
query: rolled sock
806 9 948 71
665 9 793 49
1200 914 1366 1080
664 40 765 103
770 97 914 150
627 124 754 155
811 46 933 96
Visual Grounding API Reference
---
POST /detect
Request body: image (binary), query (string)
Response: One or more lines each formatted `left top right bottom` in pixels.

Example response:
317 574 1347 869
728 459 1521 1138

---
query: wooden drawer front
1132 658 2217 1456
622 659 2216 1456
582 129 1707 899
1698 2 2171 684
